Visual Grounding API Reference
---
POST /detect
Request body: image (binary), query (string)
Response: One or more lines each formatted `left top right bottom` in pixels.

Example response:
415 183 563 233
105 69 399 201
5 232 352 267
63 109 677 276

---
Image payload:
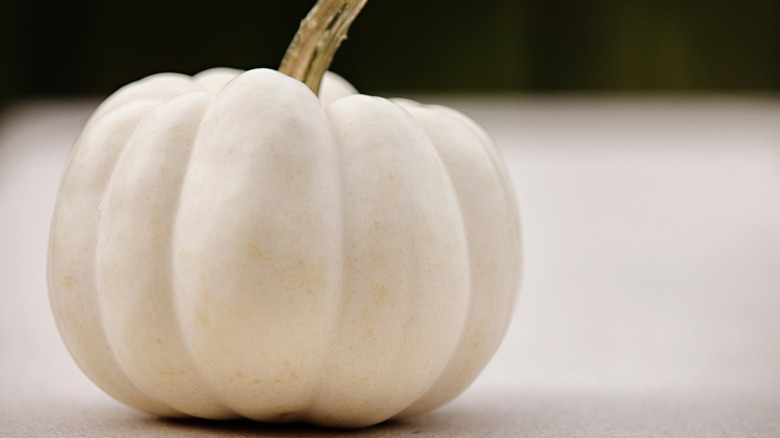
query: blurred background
1 0 779 107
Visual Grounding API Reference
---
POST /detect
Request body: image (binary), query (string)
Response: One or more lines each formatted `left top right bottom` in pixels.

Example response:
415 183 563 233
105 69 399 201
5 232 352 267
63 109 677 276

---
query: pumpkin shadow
150 416 429 437
144 403 521 437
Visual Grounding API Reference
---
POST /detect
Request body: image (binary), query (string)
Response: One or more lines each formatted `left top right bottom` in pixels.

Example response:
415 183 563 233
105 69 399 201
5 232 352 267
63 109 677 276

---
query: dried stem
279 0 367 95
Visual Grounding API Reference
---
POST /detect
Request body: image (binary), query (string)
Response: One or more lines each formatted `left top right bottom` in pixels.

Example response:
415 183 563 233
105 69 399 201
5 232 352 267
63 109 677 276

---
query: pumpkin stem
279 0 367 95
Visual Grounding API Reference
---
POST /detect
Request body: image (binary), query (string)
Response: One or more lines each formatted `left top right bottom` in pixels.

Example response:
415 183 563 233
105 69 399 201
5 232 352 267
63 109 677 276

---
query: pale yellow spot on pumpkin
373 285 388 305
61 275 74 289
195 306 210 327
247 243 264 259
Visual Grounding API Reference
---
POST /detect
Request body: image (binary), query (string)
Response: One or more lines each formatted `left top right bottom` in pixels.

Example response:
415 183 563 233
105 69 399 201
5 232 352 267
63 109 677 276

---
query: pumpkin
48 0 521 428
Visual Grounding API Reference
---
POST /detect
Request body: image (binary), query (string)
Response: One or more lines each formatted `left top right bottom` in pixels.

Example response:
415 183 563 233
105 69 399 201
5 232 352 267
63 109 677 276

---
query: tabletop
2 95 779 437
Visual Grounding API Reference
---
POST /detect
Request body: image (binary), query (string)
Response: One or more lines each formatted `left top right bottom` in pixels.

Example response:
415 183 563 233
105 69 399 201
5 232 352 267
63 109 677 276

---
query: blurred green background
1 0 778 107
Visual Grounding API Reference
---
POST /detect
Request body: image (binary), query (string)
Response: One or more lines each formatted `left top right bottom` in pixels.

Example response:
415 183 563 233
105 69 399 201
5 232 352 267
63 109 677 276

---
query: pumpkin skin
48 67 521 428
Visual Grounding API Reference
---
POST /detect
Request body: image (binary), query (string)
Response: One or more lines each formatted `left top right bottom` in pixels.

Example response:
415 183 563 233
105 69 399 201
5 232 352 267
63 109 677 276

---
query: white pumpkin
48 0 521 429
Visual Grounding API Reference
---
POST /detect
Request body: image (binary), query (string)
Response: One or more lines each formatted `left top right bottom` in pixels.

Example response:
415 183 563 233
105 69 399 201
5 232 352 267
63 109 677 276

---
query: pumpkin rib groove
434 105 521 241
450 108 522 308
86 74 201 131
168 86 246 420
300 95 470 427
59 100 182 416
299 110 346 425
94 99 192 417
393 120 474 421
390 100 472 422
99 91 238 418
163 90 241 419
192 68 243 93
393 103 520 417
390 103 474 418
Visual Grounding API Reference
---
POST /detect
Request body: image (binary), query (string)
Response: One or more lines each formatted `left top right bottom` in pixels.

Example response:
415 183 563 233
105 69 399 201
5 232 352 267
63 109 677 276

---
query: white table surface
2 96 779 437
